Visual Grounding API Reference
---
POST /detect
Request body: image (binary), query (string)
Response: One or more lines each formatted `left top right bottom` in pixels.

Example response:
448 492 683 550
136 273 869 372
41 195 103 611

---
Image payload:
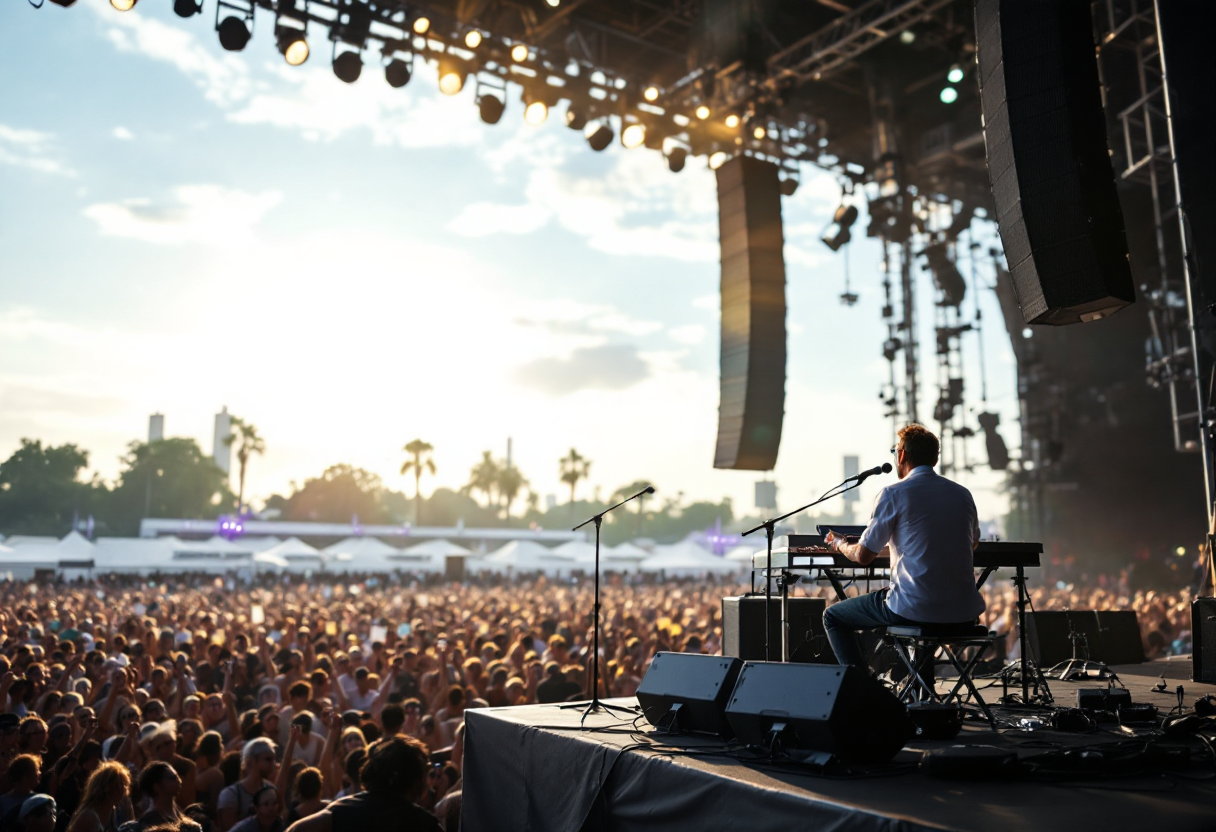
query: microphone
848 462 892 484
644 486 655 494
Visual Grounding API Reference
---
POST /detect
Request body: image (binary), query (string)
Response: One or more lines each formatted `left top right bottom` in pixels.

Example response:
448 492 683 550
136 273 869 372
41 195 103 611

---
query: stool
884 623 997 729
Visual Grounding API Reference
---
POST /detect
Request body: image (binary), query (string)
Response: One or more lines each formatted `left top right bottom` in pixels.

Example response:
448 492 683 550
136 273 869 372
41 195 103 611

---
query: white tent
92 538 178 574
253 552 290 572
725 544 759 563
0 545 61 581
556 539 649 574
640 541 744 578
480 540 574 577
323 536 401 573
243 536 284 553
386 538 470 574
260 537 325 573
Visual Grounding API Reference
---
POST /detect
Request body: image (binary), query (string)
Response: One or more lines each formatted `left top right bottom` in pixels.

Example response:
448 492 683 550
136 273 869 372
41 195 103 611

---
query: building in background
213 407 231 477
148 413 164 443
842 456 859 525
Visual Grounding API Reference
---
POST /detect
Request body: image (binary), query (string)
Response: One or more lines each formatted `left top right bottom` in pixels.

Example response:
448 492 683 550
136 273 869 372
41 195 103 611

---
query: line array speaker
975 0 1135 325
714 155 786 470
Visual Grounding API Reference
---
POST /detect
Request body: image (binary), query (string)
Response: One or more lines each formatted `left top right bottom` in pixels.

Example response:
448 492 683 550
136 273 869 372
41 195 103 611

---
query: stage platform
462 659 1216 832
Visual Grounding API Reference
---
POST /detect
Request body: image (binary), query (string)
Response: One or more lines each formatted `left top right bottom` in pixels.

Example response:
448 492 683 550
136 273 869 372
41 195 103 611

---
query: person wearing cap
6 793 56 832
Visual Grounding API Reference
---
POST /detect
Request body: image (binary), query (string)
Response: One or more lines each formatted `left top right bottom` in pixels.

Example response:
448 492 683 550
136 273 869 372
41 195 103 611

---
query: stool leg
941 643 997 729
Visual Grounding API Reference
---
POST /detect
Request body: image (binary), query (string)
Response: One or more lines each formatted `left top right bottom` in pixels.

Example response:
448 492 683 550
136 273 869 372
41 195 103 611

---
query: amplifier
722 596 833 663
1076 688 1132 712
1194 597 1216 684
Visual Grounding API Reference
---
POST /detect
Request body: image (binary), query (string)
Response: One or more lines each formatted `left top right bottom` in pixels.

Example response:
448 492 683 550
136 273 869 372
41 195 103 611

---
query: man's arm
825 533 880 566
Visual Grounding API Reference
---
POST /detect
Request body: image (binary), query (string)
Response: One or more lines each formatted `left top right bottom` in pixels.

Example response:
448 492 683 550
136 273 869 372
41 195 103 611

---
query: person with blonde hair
65 761 130 832
217 738 276 832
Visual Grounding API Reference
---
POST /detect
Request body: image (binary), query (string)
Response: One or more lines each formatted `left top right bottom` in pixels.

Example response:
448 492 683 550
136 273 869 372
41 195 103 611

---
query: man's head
288 681 312 709
138 760 182 801
358 736 430 801
7 754 41 791
894 424 939 478
379 703 404 737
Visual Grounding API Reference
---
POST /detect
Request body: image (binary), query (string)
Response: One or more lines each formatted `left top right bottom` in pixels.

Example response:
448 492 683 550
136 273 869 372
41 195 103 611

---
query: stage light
511 44 530 62
821 204 859 250
438 59 466 95
586 123 613 152
110 0 136 10
621 123 646 149
524 100 549 125
545 0 560 6
464 30 483 49
753 125 766 140
708 151 727 169
277 29 309 66
173 0 201 17
385 58 411 88
900 30 916 44
947 64 964 84
939 86 958 104
565 107 587 131
479 95 505 124
724 114 740 129
695 105 710 120
643 86 660 102
218 16 251 51
333 52 363 84
666 147 687 173
977 412 1009 471
780 178 799 196
413 16 431 34
1176 546 1187 556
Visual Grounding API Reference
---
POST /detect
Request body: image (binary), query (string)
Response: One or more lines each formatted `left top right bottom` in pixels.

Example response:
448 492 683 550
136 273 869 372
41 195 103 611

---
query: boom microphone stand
743 469 886 661
561 485 654 725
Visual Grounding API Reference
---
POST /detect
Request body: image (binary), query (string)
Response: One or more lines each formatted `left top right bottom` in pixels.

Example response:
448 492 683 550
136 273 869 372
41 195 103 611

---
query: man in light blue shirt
822 424 984 670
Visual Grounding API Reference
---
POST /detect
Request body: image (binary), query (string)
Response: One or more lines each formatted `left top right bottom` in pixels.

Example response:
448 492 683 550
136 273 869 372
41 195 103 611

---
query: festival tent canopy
725 544 759 563
323 536 402 573
259 538 325 573
243 537 283 553
253 552 290 572
639 541 744 577
479 540 574 576
386 538 472 573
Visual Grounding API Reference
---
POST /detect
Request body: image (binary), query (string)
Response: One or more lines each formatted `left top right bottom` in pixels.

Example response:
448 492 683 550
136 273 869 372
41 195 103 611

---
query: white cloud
669 324 706 345
83 185 281 245
112 127 135 141
0 125 73 176
448 202 551 236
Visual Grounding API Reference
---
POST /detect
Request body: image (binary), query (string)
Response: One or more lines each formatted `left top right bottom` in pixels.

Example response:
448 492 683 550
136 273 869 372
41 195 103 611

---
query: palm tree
559 448 591 504
465 451 500 509
224 417 265 514
400 439 436 525
496 462 529 522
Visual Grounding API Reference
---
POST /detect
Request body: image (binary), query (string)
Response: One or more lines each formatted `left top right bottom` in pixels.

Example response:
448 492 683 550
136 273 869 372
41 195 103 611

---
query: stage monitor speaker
1025 610 1101 667
1193 598 1216 684
1094 610 1146 666
721 596 834 663
636 652 743 737
714 155 786 470
975 0 1135 325
725 662 912 764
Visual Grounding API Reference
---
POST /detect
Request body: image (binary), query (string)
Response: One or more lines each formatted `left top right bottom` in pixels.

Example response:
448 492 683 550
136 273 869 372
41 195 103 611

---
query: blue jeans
823 588 911 668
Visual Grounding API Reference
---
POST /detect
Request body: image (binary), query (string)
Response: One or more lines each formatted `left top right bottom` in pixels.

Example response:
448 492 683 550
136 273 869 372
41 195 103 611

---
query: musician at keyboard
821 424 985 671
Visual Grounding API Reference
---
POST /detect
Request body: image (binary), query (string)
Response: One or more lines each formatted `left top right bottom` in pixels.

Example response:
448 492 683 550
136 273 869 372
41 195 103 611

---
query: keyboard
751 536 1042 571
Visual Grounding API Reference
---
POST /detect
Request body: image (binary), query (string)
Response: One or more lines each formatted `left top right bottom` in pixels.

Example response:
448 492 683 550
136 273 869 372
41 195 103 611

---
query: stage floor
462 658 1216 832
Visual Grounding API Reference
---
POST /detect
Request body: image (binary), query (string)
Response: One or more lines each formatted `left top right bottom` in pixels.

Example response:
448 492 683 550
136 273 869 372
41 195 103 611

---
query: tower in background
148 413 164 443
212 407 232 477
842 456 860 525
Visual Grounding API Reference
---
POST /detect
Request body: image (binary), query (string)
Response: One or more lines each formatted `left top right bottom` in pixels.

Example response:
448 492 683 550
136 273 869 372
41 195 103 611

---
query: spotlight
724 114 740 129
753 125 766 140
413 16 431 34
939 86 958 104
464 31 483 49
479 95 505 124
277 29 309 66
218 16 251 51
586 123 613 152
621 123 646 149
545 0 560 7
666 147 687 173
977 412 1009 471
643 86 660 102
708 151 728 169
438 59 467 95
947 64 964 84
511 44 530 62
333 52 363 84
695 105 710 120
821 204 859 250
110 0 137 10
900 30 916 44
564 107 587 131
173 0 201 17
524 100 549 125
779 178 799 196
385 58 411 88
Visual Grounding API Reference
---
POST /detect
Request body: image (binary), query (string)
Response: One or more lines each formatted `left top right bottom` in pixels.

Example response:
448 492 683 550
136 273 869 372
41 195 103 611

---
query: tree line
0 434 732 545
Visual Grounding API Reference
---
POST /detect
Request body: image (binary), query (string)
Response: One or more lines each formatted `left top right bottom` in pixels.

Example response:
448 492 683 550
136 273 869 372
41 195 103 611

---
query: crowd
0 565 1198 831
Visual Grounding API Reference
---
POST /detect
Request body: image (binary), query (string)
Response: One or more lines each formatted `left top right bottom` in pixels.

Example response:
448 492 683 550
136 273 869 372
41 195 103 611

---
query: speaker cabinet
714 156 786 470
1094 610 1146 666
1194 598 1216 684
636 652 743 737
975 0 1135 325
725 662 911 764
1026 611 1101 666
721 596 834 663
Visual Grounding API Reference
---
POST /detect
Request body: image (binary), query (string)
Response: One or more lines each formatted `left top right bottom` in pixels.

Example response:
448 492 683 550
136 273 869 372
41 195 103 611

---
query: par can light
333 51 363 84
385 58 411 88
479 95 505 124
585 123 613 152
621 123 646 149
218 16 251 51
173 0 201 16
110 0 137 10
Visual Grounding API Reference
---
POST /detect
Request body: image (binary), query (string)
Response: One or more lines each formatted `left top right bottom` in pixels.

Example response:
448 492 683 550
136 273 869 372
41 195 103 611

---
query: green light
940 86 959 104
947 66 964 84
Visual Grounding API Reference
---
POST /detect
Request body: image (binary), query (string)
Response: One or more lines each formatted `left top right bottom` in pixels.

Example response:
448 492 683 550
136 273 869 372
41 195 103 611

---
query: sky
0 0 1020 527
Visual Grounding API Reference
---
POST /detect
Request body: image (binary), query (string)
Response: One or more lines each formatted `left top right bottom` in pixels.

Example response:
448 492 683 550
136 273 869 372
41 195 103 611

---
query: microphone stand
743 476 873 662
561 486 652 725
